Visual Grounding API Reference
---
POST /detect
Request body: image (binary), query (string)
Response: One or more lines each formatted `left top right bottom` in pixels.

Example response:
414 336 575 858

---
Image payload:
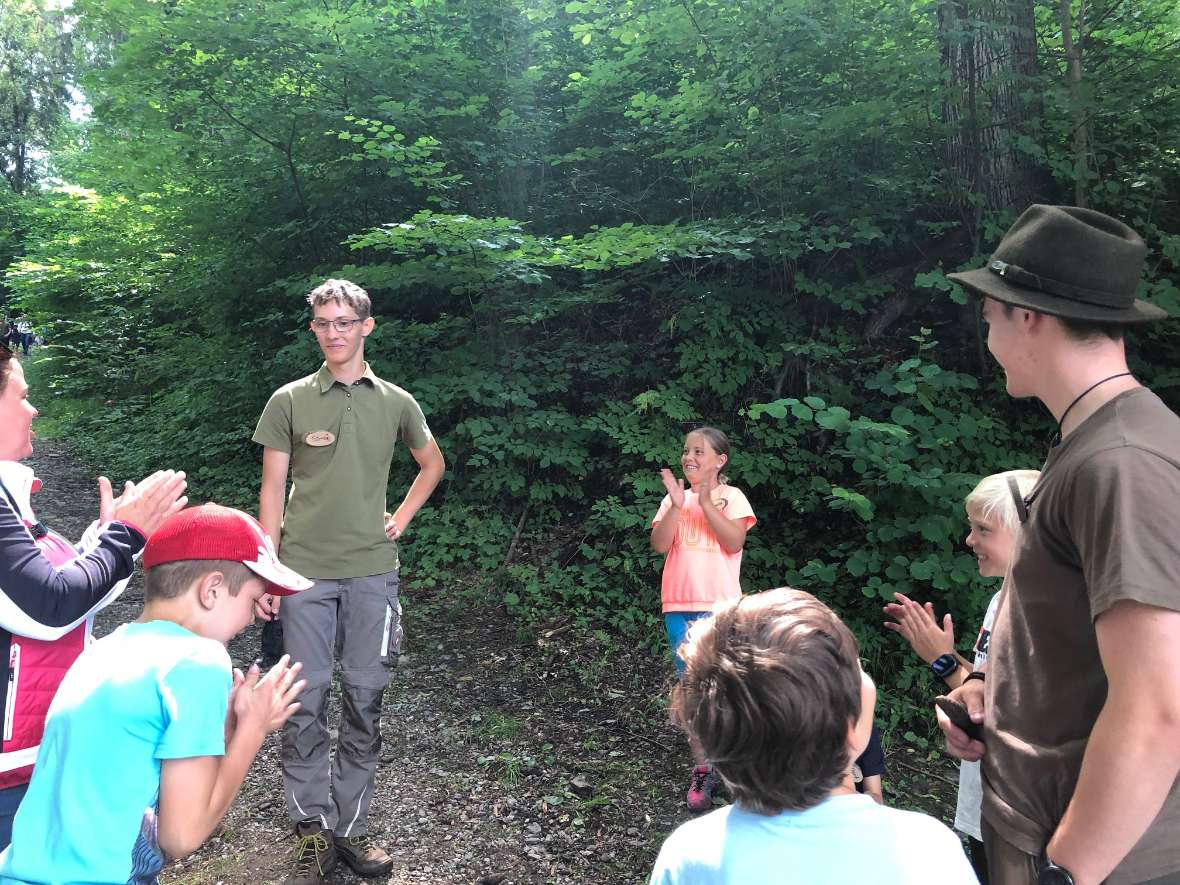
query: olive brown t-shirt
252 363 433 579
982 388 1180 883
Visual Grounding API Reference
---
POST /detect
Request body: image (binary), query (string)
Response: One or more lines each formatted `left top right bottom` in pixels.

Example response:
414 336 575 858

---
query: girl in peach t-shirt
651 427 756 811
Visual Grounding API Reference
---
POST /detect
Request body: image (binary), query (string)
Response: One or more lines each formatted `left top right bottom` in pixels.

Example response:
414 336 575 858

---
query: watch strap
929 653 960 678
1037 850 1075 885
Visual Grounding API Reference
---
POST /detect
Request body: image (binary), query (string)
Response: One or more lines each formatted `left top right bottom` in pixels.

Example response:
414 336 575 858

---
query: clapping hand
98 470 188 536
230 655 305 737
883 592 956 664
659 468 686 509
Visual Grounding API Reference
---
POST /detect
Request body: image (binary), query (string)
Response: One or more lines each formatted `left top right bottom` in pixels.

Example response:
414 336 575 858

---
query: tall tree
1059 0 1089 206
0 0 72 193
938 0 1045 241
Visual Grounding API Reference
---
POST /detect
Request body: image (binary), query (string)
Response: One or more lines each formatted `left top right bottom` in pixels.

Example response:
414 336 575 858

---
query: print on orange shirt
677 496 729 549
652 486 757 614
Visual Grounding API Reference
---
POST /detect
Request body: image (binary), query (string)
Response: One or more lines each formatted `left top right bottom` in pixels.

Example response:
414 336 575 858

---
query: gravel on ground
22 439 960 885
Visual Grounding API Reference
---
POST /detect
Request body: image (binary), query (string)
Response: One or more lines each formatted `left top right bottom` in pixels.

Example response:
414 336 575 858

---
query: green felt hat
947 204 1168 323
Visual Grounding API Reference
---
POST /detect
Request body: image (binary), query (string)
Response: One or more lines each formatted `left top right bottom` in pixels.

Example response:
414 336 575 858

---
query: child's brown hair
144 560 255 602
671 588 862 814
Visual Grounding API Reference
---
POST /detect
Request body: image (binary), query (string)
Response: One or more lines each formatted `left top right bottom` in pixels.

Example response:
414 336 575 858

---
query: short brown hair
144 559 256 602
1059 314 1125 342
0 344 13 394
306 279 371 320
999 301 1124 342
671 588 862 814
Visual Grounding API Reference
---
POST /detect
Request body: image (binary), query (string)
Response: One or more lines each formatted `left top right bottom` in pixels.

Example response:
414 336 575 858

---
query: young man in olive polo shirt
253 279 445 883
937 206 1180 885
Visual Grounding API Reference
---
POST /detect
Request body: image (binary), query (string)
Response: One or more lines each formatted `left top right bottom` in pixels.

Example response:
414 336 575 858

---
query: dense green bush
5 0 1180 727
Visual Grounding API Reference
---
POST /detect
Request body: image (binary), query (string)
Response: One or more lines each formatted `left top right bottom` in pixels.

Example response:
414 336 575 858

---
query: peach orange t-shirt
652 485 757 613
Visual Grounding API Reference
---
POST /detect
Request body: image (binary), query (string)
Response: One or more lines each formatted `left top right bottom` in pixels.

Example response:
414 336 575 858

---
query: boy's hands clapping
98 469 188 535
230 654 305 738
883 592 957 664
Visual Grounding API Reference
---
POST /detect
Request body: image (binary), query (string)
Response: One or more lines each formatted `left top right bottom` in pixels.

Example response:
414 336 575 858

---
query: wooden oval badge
304 430 336 447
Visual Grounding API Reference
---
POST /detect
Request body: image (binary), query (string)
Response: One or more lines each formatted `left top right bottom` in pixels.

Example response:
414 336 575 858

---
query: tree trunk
11 102 28 195
938 0 1044 238
1061 0 1089 207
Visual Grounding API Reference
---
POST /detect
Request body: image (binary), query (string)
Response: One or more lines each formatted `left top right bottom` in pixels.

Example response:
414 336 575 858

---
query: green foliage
5 0 1180 732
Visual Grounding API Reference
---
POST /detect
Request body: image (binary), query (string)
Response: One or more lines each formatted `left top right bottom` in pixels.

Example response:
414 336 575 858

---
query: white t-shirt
651 793 978 884
953 591 1002 840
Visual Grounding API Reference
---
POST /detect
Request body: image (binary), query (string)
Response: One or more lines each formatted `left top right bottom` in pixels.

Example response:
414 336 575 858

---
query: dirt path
24 439 960 885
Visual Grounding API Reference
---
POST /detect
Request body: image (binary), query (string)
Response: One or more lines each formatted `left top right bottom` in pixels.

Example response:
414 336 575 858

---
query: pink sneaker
686 764 718 812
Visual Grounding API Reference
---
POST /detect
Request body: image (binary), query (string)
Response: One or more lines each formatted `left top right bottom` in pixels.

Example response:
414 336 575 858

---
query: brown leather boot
285 820 337 884
334 833 395 877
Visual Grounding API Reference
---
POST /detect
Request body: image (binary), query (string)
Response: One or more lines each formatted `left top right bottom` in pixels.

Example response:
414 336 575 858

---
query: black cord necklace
1051 372 1133 447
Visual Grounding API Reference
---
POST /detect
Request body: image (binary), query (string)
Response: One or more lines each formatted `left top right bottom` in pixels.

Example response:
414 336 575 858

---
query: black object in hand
256 616 284 670
934 696 984 742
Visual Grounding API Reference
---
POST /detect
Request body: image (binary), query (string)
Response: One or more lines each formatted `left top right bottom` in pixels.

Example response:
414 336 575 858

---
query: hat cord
1051 372 1132 447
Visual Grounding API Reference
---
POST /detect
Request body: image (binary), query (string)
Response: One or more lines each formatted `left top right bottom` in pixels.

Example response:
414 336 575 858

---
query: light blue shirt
0 620 231 884
651 793 978 884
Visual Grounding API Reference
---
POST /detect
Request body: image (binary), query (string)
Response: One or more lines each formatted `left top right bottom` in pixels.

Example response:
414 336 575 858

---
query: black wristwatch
929 653 960 679
1037 851 1075 885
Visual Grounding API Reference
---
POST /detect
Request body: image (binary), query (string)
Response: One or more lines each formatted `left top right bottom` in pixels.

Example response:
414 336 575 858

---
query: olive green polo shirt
252 363 433 579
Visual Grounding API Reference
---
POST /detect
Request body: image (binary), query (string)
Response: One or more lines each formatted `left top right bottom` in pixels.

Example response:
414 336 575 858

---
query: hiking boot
286 820 336 884
335 833 395 877
686 764 718 813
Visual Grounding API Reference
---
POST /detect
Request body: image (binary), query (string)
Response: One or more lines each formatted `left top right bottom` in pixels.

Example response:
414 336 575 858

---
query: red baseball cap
143 504 312 596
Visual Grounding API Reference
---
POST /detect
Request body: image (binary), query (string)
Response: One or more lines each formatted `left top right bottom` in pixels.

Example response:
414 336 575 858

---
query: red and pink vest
0 517 90 788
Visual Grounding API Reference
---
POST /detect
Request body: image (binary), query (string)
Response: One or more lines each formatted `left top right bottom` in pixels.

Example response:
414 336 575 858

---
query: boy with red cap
0 504 311 884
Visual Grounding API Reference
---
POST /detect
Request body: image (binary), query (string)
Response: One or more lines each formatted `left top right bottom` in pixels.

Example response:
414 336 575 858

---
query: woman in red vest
0 344 188 847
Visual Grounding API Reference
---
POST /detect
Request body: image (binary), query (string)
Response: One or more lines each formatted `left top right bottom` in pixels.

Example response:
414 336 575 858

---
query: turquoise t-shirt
0 620 231 884
650 793 978 884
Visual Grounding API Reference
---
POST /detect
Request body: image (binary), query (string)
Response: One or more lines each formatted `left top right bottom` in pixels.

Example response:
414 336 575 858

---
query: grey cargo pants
280 571 401 836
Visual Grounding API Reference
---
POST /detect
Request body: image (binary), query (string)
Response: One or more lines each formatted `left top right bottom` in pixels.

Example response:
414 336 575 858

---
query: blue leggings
664 611 712 678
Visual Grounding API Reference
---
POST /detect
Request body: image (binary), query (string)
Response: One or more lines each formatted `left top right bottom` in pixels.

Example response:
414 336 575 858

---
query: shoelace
293 832 331 874
689 768 711 793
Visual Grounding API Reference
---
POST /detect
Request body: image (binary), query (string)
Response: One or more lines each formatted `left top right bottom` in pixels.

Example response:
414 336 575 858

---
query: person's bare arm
651 470 684 554
698 497 748 553
258 448 290 549
861 775 884 805
386 438 445 539
255 448 290 619
695 475 748 553
1046 601 1180 885
156 659 304 859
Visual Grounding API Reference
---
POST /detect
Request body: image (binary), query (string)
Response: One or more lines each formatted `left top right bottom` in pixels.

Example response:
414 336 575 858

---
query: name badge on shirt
304 431 336 447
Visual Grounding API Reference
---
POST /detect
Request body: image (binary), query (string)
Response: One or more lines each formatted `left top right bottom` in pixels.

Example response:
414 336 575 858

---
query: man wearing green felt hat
937 205 1180 885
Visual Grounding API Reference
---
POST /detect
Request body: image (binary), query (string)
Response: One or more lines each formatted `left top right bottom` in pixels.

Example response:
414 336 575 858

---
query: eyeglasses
310 318 362 334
